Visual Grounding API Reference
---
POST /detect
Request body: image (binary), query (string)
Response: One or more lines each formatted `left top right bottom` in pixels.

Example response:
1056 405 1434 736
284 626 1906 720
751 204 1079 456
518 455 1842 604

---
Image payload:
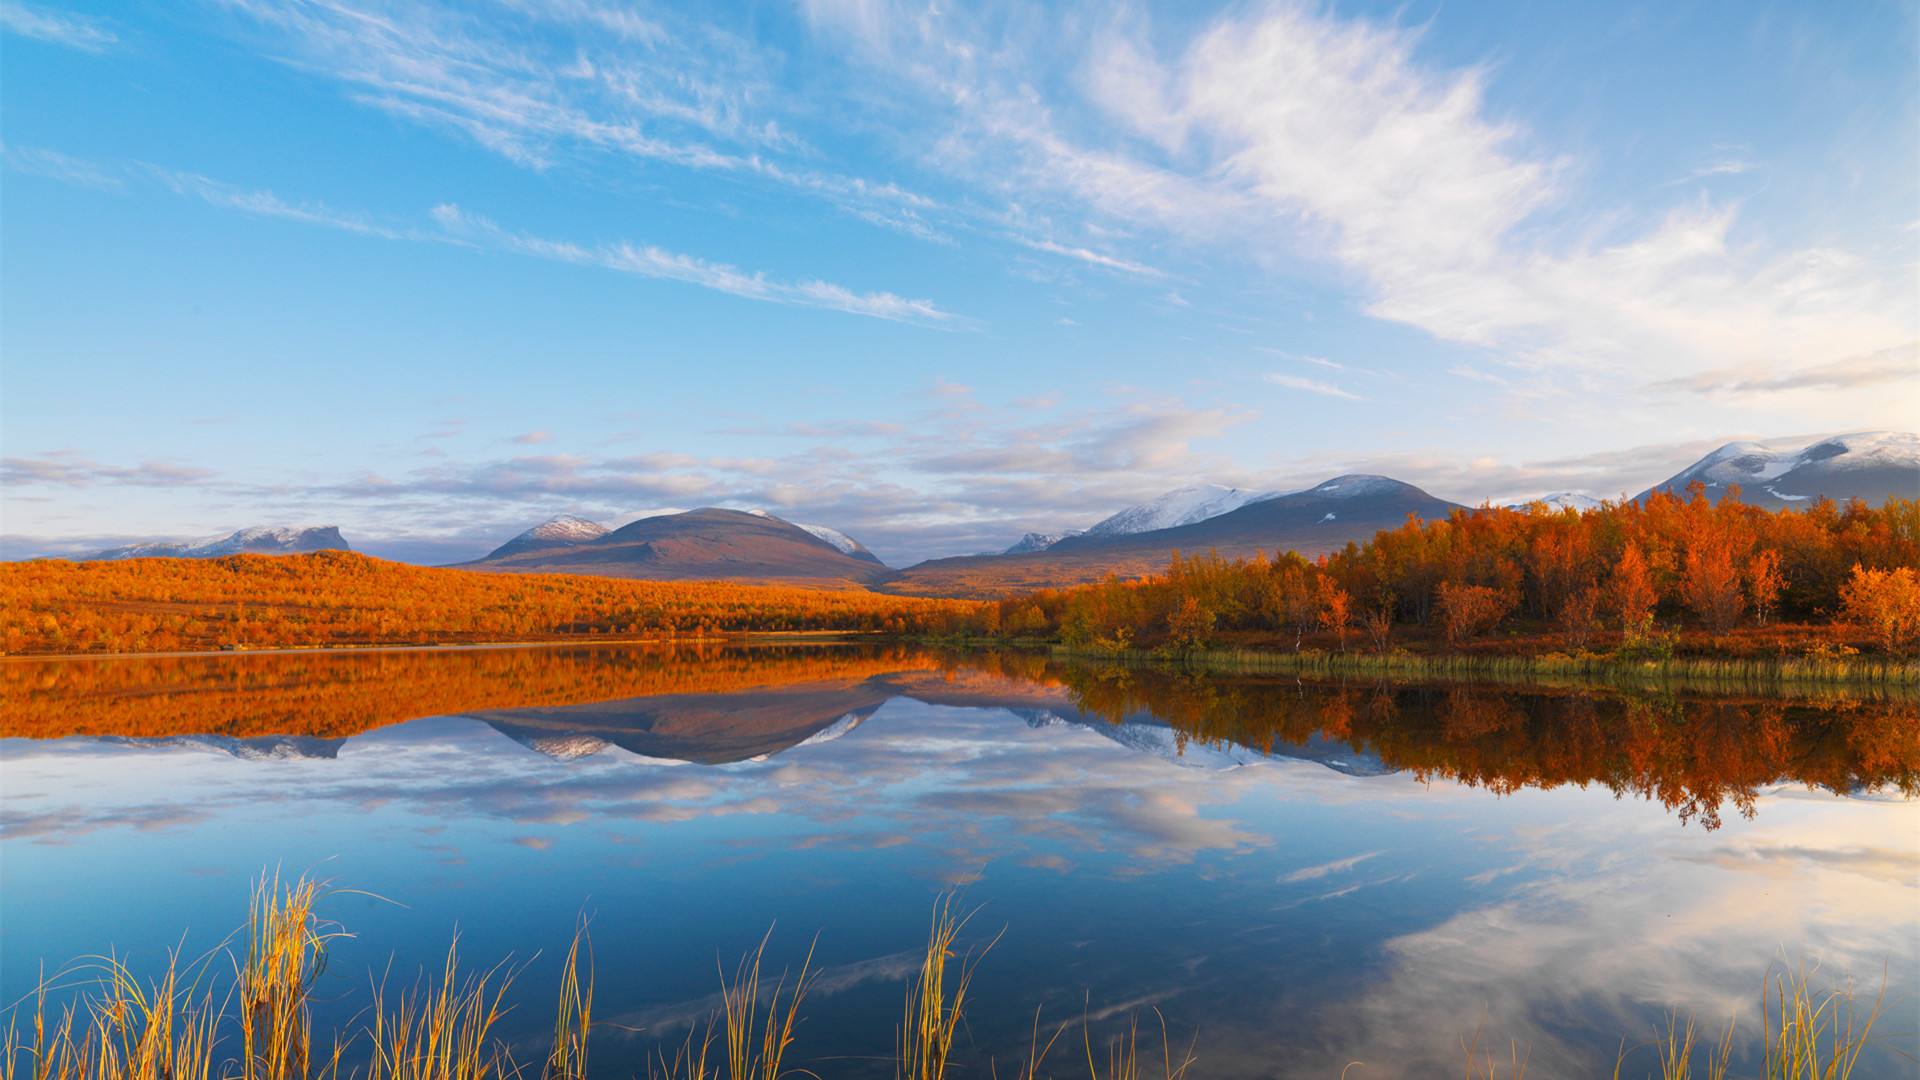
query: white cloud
215 0 945 238
432 202 956 326
0 2 116 53
1265 373 1362 401
801 2 1915 398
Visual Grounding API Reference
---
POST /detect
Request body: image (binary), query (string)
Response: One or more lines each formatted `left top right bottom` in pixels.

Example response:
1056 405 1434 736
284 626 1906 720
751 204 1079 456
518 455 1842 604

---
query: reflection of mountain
11 643 1914 829
1012 708 1394 775
460 664 1388 777
105 734 347 761
470 685 892 765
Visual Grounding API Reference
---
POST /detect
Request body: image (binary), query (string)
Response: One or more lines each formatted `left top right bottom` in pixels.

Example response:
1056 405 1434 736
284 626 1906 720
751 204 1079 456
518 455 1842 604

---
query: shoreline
1039 641 1920 692
8 632 1916 695
0 630 878 664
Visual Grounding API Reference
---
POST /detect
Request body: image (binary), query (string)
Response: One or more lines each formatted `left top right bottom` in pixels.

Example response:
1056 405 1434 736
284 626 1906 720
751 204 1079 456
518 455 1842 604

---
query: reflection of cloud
6 683 1915 1072
2 801 213 844
601 949 922 1038
1281 850 1381 883
1285 801 1920 1076
1676 843 1920 886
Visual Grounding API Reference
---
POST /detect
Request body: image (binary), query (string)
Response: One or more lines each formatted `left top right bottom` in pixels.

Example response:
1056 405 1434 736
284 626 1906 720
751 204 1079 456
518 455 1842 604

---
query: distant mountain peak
1304 475 1408 499
1084 484 1276 537
1504 492 1604 513
484 514 609 561
1004 530 1083 555
469 505 889 583
1640 431 1919 509
79 525 349 561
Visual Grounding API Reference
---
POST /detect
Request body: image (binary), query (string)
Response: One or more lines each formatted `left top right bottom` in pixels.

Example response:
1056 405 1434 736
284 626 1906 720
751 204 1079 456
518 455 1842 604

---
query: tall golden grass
1054 644 1920 692
1 878 1896 1079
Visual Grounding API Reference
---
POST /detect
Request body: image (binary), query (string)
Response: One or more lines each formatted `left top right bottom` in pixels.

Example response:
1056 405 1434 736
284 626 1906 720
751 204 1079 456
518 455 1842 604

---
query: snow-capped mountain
483 515 610 560
1083 484 1277 537
1504 492 1605 513
793 523 884 565
80 526 349 561
1300 475 1405 499
1003 531 1083 555
1638 431 1919 510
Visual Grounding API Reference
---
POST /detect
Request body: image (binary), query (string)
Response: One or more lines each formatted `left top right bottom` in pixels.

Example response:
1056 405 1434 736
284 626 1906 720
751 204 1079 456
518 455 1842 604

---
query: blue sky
2 0 1915 564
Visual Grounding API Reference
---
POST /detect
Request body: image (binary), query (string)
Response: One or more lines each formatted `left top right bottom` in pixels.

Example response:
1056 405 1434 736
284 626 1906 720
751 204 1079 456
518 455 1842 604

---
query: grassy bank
1043 642 1920 692
3 877 1891 1080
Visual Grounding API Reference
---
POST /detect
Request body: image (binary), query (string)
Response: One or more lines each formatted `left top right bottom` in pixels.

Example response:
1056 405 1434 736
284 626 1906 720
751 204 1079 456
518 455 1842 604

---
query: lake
3 643 1916 1077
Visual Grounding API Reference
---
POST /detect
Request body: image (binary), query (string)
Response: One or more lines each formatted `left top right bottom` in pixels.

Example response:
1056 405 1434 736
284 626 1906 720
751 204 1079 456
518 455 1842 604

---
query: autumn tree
1315 575 1352 653
1682 537 1746 634
1609 543 1659 640
1839 565 1920 655
1435 581 1517 645
1556 586 1601 650
1165 594 1216 654
1746 549 1784 626
1362 608 1394 654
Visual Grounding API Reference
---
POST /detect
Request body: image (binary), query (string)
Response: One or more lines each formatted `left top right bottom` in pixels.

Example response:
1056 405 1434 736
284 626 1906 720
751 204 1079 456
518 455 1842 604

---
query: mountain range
77 525 350 561
49 431 1919 593
1632 431 1919 510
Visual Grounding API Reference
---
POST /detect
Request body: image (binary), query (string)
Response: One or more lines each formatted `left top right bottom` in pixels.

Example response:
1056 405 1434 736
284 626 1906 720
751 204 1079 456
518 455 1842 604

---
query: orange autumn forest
5 484 1917 665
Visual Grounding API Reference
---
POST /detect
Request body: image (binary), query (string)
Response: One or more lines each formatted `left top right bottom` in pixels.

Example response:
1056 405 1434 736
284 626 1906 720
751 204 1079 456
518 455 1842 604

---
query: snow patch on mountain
794 523 862 555
526 515 609 543
483 514 609 560
1085 484 1277 537
737 510 881 563
793 710 872 749
1304 475 1405 499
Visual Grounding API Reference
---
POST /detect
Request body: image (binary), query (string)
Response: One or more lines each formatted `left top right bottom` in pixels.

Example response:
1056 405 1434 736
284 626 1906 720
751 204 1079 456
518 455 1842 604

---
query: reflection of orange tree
0 551 982 656
1051 664 1920 829
0 643 941 740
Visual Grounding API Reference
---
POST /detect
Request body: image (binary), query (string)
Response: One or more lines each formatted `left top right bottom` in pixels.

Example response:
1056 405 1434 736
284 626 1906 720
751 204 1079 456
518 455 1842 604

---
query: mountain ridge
77 525 350 561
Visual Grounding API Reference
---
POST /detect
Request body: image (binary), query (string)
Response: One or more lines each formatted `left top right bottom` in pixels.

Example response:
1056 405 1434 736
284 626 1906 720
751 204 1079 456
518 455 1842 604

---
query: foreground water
3 643 1916 1077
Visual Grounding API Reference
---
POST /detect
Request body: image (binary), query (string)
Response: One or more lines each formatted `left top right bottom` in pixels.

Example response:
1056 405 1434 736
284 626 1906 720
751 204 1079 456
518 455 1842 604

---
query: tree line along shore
4 488 1916 678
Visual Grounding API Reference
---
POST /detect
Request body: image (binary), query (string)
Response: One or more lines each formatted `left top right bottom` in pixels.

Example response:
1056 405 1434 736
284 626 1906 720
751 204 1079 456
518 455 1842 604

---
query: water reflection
8 644 1915 829
2 644 1915 1076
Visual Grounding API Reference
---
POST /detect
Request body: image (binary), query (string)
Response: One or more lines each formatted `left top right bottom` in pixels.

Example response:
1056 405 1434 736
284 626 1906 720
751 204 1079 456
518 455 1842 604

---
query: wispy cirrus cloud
4 146 960 328
429 203 958 326
211 0 951 242
1264 373 1362 401
0 2 117 53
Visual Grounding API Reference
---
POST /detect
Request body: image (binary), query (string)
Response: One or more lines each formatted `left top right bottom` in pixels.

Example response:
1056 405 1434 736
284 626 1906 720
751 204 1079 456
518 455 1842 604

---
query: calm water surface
3 644 1916 1077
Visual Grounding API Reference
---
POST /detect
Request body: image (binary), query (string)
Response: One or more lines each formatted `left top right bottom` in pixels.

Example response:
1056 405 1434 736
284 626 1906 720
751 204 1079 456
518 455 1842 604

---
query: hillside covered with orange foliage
959 488 1920 657
6 489 1916 659
0 551 979 656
